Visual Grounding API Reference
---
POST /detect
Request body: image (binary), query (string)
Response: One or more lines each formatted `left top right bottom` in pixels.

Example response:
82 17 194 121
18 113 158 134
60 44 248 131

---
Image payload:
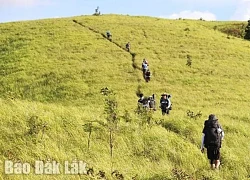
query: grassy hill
0 14 250 180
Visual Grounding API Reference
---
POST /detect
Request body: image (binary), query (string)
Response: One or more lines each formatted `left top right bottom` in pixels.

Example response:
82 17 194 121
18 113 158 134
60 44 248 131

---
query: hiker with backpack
148 94 156 111
201 114 224 169
125 42 130 52
160 93 172 115
106 31 112 40
137 93 149 108
94 6 101 15
142 59 148 77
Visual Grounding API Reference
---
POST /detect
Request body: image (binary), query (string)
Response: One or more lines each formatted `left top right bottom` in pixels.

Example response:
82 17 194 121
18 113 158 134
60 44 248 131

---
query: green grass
0 14 250 179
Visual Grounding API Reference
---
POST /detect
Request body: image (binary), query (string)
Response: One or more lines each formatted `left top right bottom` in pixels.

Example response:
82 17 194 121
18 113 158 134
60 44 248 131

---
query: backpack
138 97 149 107
204 120 222 148
160 98 169 110
142 63 147 69
148 96 155 109
142 98 149 107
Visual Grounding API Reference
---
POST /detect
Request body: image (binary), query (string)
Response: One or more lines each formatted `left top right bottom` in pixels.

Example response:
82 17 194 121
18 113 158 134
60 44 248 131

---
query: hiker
145 69 151 82
138 93 149 108
106 31 112 40
125 42 130 52
160 93 171 115
94 6 101 16
148 94 156 111
201 114 224 169
142 59 148 76
95 6 99 14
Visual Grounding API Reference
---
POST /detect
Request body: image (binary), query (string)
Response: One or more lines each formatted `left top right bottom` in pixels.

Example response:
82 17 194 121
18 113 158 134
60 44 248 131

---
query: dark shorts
161 108 169 115
207 146 220 163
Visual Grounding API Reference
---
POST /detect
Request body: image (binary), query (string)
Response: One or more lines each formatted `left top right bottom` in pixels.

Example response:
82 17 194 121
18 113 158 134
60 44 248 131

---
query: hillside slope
0 15 249 180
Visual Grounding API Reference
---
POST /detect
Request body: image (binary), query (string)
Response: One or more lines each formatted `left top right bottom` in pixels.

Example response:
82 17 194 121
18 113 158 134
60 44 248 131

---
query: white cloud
163 10 216 21
231 0 250 20
0 0 51 7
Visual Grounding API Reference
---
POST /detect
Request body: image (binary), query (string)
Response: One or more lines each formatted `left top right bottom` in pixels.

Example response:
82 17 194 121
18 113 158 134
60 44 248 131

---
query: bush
218 23 245 38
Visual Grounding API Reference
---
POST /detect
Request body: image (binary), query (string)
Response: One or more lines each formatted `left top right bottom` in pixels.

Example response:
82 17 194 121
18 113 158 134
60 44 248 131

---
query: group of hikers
137 92 172 115
138 93 224 169
106 31 130 51
137 93 225 169
106 30 224 170
106 31 151 82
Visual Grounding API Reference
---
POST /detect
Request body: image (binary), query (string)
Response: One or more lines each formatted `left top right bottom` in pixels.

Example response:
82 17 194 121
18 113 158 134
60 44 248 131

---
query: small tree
244 20 250 40
121 110 132 123
83 120 105 151
83 122 93 150
101 87 119 173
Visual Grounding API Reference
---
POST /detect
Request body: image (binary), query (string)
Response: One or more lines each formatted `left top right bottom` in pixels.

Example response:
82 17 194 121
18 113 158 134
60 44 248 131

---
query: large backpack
160 98 169 110
204 120 222 148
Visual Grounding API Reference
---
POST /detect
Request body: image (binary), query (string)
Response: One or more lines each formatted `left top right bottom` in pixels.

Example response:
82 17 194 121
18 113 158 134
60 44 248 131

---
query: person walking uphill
125 42 130 52
201 114 224 169
137 93 149 108
160 93 171 115
106 30 112 40
142 59 148 77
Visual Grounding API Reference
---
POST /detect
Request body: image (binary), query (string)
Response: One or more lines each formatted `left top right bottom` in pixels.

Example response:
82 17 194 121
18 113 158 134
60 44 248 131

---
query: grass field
0 14 250 179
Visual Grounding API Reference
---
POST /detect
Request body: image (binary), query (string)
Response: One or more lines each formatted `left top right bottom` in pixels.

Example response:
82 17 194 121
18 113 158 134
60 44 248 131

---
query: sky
1 0 250 23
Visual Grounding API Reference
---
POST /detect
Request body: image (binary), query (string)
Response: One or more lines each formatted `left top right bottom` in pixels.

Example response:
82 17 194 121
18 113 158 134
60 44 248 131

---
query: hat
208 114 218 121
161 93 167 96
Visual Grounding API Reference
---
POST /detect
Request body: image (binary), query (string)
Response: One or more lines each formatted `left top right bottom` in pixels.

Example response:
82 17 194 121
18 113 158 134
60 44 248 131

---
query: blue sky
0 0 250 23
